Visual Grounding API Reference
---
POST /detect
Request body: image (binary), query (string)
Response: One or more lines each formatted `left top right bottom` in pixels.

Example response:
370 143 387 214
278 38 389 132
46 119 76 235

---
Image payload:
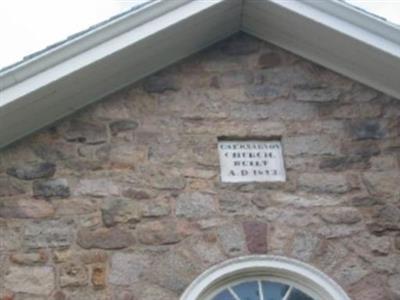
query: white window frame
180 255 351 300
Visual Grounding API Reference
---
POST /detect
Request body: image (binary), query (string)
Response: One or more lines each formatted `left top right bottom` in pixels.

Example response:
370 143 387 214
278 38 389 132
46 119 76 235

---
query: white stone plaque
218 140 286 183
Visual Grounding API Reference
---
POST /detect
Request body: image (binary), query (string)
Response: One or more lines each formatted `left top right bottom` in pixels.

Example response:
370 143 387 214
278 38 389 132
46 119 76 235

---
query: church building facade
1 1 399 299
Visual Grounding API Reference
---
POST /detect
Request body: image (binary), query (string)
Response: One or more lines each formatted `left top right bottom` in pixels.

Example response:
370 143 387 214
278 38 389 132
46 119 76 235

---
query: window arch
181 256 350 300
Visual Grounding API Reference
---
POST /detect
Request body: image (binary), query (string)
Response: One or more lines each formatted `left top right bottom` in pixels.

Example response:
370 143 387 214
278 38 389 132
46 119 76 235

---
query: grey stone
148 249 200 292
293 83 341 102
362 171 400 198
231 100 317 121
319 155 369 171
217 223 247 256
74 178 120 197
176 192 217 219
245 85 288 101
143 75 179 93
5 266 55 295
320 207 362 224
334 257 369 286
61 120 107 144
298 173 350 194
108 252 150 285
0 199 54 219
283 135 340 156
291 232 321 262
33 178 70 199
109 119 139 135
23 219 74 249
134 282 177 300
351 196 379 207
219 191 250 214
213 70 254 88
349 120 386 140
6 162 56 180
137 165 186 190
101 198 141 227
141 199 170 217
77 227 135 250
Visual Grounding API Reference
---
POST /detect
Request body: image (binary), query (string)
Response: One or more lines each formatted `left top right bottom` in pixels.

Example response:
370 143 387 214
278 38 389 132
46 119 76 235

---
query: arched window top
211 278 314 300
181 256 350 300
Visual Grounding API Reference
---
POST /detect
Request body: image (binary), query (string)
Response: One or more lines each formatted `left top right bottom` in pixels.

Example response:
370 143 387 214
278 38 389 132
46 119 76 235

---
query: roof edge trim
0 0 190 89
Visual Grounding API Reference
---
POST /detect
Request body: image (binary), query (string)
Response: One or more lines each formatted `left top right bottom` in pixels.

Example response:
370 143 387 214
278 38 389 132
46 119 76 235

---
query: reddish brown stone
242 221 268 254
91 265 106 289
77 228 134 250
52 291 66 300
0 291 14 300
10 250 48 265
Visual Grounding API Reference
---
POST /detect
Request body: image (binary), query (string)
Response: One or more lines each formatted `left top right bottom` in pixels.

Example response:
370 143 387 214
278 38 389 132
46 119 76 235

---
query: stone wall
0 33 399 300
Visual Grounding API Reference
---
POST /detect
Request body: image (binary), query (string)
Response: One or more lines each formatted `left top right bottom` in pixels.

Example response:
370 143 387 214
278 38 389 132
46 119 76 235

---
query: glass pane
262 281 290 300
212 289 236 300
232 281 261 300
287 288 314 300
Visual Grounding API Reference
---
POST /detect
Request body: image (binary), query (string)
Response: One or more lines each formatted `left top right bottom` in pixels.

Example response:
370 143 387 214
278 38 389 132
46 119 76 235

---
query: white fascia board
242 0 400 100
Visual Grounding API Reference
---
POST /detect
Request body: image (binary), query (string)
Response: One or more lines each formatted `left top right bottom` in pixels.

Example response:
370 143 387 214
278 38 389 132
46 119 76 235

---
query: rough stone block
291 232 321 262
137 219 192 245
59 262 88 287
5 266 55 295
91 265 107 290
349 120 386 140
23 219 74 249
10 251 48 265
101 198 141 227
298 173 350 194
176 192 217 219
6 162 56 180
319 207 362 225
33 178 70 199
148 249 200 292
0 199 54 219
109 119 138 135
293 83 341 102
217 223 247 256
283 135 340 156
74 178 120 197
108 252 150 285
77 227 134 250
362 171 400 198
242 221 268 254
